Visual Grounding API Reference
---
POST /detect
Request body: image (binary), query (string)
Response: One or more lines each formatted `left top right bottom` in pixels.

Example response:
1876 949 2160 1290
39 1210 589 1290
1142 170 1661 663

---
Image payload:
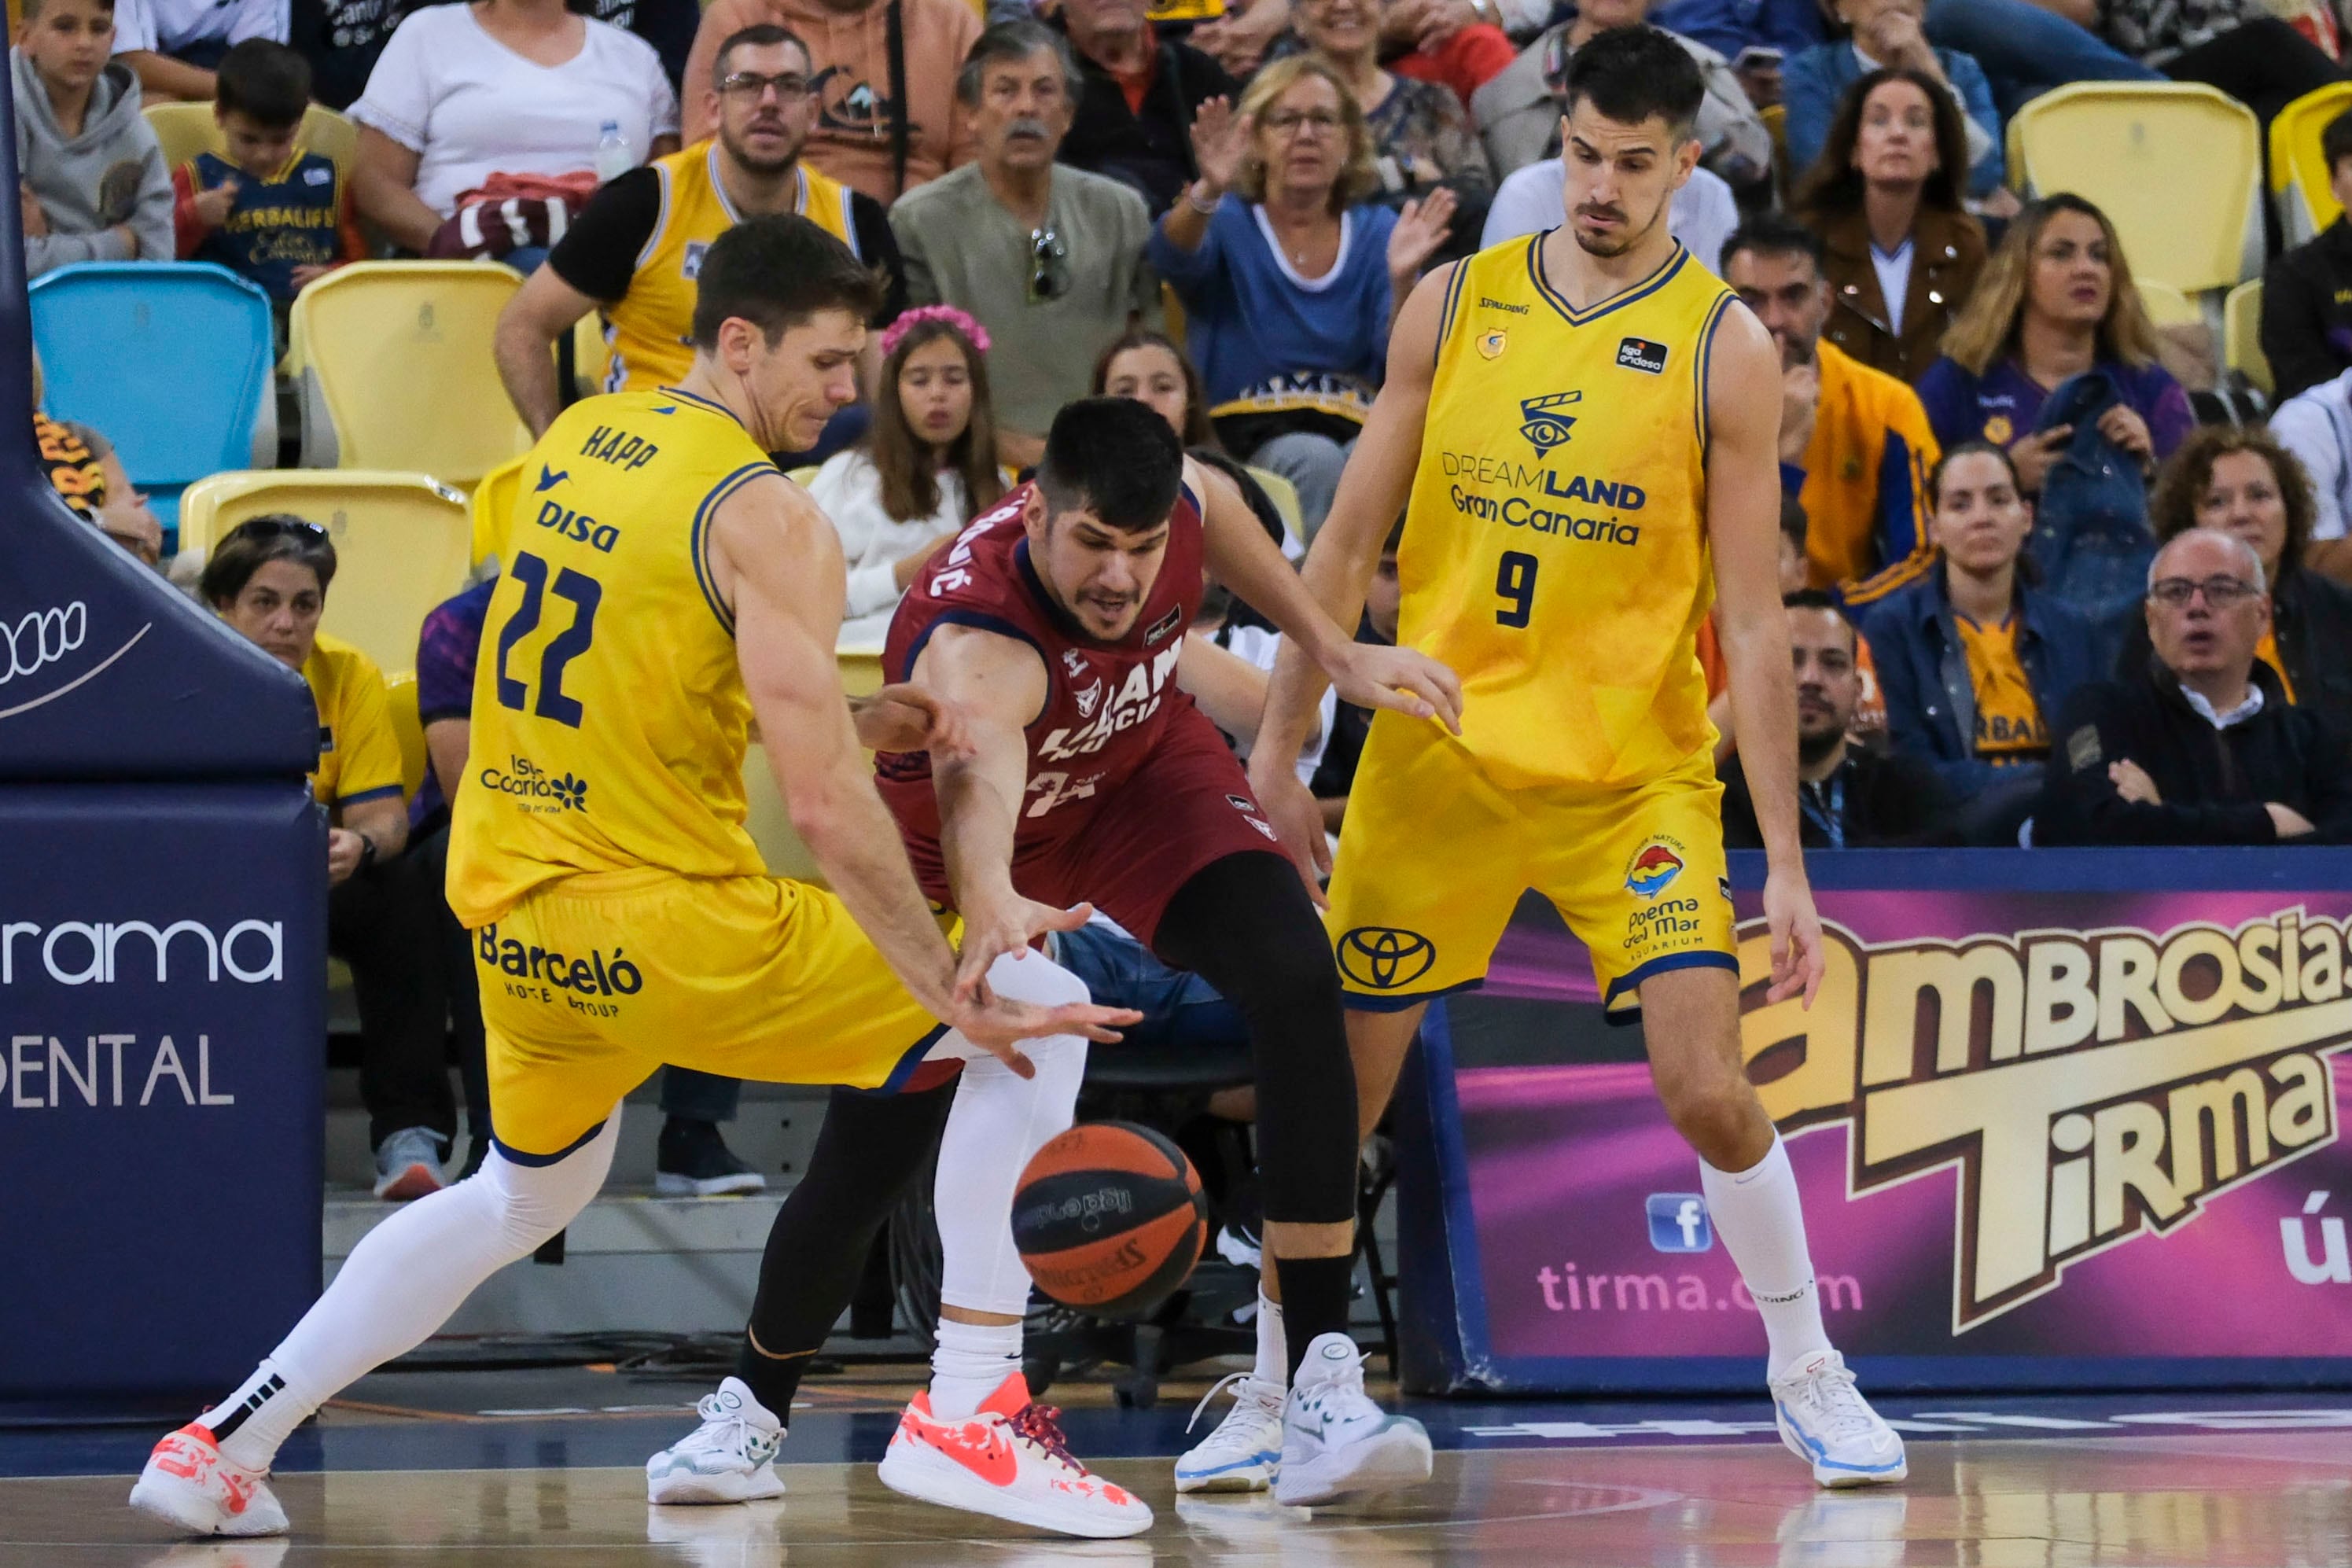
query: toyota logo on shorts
1337 926 1436 990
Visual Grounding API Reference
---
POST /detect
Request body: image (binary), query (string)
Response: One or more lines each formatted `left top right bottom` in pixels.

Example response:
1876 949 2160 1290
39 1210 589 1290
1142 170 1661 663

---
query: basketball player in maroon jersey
645 399 1460 1533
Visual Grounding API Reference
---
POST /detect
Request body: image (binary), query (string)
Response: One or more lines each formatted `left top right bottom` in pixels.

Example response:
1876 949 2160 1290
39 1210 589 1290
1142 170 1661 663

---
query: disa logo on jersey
1625 841 1686 900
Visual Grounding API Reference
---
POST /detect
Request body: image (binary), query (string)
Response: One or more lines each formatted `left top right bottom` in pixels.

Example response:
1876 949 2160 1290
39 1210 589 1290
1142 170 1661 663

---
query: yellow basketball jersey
1403 236 1738 791
602 145 861 394
447 385 778 926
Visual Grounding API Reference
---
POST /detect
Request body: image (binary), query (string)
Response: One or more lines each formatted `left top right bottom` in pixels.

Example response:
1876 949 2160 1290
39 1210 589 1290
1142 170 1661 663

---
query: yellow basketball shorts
473 868 949 1160
1324 713 1735 1019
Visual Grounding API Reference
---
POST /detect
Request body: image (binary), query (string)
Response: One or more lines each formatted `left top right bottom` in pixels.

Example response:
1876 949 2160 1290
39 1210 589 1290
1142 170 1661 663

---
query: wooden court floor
8 1412 2352 1566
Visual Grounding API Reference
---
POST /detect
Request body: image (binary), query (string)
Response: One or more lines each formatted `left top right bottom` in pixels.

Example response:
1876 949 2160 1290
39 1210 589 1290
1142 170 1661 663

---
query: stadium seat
144 101 359 185
1244 464 1306 546
177 470 473 675
283 261 531 485
742 655 888 887
2137 280 2200 328
2007 83 2263 294
383 672 430 801
1761 101 1788 196
2269 83 2352 246
572 314 612 399
470 453 528 569
28 261 276 539
2225 279 2273 394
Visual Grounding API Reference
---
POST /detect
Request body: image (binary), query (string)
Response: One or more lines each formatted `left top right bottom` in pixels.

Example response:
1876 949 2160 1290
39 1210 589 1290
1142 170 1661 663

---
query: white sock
1252 1292 1286 1388
196 1117 620 1472
929 1317 1022 1421
1699 1134 1834 1381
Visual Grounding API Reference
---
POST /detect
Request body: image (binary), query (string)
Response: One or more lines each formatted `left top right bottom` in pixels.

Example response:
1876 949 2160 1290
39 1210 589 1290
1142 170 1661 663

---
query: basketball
1014 1121 1209 1319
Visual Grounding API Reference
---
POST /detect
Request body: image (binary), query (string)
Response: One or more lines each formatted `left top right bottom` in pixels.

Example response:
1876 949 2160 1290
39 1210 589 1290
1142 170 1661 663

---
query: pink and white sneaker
875 1374 1152 1538
128 1424 289 1537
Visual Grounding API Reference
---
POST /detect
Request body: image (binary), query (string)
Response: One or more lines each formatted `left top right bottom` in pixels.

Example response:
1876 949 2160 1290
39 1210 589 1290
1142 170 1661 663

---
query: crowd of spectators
36 0 2352 1195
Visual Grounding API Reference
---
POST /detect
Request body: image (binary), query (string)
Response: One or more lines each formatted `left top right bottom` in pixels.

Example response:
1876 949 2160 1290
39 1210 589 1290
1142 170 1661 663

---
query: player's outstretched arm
1705 304 1826 1008
712 481 1125 1069
1247 263 1458 892
911 625 1096 1002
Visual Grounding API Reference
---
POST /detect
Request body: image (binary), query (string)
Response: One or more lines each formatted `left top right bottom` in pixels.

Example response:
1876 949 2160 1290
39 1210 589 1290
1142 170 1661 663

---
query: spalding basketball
1014 1121 1209 1319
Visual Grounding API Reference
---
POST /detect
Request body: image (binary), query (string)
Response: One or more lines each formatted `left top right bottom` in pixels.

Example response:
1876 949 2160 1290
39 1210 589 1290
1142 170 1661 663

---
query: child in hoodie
14 0 174 275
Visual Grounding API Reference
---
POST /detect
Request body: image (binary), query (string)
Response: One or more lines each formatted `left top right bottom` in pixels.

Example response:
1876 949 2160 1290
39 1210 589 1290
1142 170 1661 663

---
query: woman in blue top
1915 194 2193 498
1783 0 2009 203
1147 55 1455 536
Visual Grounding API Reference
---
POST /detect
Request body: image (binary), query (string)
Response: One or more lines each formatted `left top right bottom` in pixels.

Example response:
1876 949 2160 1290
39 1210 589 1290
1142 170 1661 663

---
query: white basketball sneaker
128 1424 289 1537
1769 1349 1908 1487
876 1372 1153 1538
1274 1334 1432 1507
646 1378 786 1504
1174 1373 1286 1493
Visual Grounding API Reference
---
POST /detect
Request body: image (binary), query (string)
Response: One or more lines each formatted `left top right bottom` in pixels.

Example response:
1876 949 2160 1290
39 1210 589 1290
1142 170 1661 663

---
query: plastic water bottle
594 120 631 183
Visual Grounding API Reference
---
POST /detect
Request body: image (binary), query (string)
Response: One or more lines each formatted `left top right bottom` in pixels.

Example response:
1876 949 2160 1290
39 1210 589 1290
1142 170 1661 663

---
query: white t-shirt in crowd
1210 622 1337 786
1480 160 1740 277
807 447 974 652
350 4 679 218
112 0 285 56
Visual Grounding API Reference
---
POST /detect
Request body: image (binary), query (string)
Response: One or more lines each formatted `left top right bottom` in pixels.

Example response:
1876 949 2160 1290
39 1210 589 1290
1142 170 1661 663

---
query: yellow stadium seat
740 654 890 885
285 260 532 485
2137 279 2201 329
1244 464 1306 546
2270 83 2352 245
471 452 528 569
178 470 473 675
383 671 429 802
1761 101 1789 193
787 465 822 487
2225 278 2273 394
570 313 611 399
145 102 358 184
2008 83 2262 294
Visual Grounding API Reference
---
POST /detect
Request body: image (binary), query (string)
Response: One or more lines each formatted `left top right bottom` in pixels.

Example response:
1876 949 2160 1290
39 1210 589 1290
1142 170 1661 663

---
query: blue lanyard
1800 774 1846 850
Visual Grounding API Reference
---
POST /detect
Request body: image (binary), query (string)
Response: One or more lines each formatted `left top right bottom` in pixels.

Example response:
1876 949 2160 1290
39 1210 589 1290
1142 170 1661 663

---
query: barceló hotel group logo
1338 926 1436 991
1740 909 2352 1331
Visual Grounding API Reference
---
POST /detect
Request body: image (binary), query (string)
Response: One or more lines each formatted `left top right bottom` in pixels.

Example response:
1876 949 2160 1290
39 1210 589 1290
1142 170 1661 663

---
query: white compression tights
201 1117 621 1470
933 950 1091 1318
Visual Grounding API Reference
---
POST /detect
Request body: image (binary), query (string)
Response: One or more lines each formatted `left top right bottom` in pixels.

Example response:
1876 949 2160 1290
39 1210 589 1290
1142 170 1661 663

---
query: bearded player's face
736 308 865 453
1556 101 1696 259
1026 495 1172 642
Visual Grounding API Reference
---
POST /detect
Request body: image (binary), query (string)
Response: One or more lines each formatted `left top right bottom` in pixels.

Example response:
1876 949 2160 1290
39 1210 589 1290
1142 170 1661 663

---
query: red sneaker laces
1007 1401 1080 1468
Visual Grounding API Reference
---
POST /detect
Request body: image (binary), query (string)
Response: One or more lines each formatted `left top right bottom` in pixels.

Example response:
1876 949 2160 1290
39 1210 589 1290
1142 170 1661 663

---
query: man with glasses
889 20 1158 468
2038 528 2352 846
494 23 907 438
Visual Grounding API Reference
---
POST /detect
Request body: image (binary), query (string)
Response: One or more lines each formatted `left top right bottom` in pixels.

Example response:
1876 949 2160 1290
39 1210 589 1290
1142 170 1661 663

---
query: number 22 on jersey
495 550 604 727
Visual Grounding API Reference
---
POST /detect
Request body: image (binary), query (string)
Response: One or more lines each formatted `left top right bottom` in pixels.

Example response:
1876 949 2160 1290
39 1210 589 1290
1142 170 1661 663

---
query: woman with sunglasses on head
1150 57 1456 539
2101 426 2352 743
808 307 1007 649
200 516 458 1202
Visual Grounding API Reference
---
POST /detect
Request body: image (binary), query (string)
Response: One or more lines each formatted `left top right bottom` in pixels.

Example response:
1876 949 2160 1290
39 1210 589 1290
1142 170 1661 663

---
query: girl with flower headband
809 305 1008 648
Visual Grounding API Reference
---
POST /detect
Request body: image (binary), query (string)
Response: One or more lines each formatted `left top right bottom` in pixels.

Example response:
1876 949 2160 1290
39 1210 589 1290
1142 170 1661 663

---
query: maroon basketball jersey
878 477 1206 846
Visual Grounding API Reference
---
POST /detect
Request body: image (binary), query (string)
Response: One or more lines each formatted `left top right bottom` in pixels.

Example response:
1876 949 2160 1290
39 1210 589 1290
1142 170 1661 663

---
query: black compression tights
1150 851 1360 1229
734 1079 953 1418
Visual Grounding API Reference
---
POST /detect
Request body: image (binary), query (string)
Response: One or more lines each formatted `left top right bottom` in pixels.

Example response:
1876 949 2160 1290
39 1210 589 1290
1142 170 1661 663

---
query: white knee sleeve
934 952 1090 1317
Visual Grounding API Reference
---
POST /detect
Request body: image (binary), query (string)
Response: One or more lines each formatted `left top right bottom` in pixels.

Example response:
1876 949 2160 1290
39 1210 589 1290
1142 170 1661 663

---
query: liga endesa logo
1739 911 2352 1332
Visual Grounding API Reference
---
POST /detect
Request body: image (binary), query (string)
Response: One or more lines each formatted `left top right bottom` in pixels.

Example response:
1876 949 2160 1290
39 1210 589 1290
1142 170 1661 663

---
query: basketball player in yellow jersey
128 215 1136 1542
1251 28 1906 1489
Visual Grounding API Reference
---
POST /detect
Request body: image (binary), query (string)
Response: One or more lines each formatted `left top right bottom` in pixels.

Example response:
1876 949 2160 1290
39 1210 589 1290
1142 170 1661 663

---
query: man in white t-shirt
2269 365 2352 579
112 0 285 102
347 2 679 253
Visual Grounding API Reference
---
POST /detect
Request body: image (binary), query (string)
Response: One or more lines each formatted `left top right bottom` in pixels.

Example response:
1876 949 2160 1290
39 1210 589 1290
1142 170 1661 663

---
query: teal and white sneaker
1272 1334 1432 1507
1175 1374 1285 1493
1769 1350 1907 1487
646 1378 786 1504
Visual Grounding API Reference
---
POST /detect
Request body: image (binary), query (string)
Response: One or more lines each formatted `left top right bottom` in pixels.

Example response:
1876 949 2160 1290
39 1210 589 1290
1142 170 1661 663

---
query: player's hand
326 826 366 886
946 985 1141 1081
1250 763 1332 907
1762 865 1826 1007
193 176 239 229
954 892 1097 1010
852 683 973 759
1332 642 1463 734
